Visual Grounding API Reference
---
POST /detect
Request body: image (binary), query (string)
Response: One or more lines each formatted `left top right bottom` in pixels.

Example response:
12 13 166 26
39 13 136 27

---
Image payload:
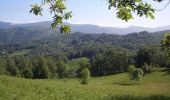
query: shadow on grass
162 68 170 75
109 95 170 100
113 81 137 86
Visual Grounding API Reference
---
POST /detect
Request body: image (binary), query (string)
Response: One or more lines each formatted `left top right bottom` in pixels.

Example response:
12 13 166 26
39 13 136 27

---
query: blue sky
0 0 170 28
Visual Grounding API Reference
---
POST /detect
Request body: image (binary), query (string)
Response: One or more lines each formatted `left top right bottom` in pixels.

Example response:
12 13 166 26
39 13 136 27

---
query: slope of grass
10 49 30 57
0 70 170 100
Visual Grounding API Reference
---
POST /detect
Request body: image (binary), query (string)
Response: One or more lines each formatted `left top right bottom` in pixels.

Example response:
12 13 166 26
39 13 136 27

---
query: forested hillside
0 28 168 56
0 25 169 79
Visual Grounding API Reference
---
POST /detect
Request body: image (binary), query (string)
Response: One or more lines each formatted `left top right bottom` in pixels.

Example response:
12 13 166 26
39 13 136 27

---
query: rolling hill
1 21 170 34
0 70 170 100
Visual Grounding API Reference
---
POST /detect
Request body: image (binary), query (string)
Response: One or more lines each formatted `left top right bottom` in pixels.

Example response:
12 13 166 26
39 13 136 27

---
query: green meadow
0 70 170 100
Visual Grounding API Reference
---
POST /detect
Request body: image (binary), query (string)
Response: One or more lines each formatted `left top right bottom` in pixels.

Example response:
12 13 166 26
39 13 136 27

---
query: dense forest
0 27 169 78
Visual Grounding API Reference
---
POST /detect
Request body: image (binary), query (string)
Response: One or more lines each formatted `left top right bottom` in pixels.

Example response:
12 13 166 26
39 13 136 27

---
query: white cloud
1 20 42 24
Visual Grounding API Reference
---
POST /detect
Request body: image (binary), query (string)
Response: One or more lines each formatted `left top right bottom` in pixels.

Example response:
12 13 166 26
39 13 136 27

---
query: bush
134 68 143 83
142 63 155 74
81 68 91 84
6 58 20 77
23 68 33 78
166 59 170 68
127 65 136 80
127 65 143 83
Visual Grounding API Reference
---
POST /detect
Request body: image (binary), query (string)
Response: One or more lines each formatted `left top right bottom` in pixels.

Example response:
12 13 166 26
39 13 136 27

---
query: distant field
10 49 30 57
0 70 170 100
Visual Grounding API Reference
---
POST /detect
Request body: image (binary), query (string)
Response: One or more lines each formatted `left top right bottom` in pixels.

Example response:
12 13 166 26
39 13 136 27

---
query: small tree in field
142 63 155 74
81 68 91 85
127 65 136 80
127 65 143 84
134 68 144 84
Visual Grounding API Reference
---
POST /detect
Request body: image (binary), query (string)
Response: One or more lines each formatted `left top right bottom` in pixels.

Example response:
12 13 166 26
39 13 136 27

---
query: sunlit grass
0 70 170 100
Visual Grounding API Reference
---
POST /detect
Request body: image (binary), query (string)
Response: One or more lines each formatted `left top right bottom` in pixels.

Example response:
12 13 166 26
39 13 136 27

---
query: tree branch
155 0 170 11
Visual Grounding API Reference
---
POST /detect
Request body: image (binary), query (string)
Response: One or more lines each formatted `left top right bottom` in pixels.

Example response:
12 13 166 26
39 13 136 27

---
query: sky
0 0 170 28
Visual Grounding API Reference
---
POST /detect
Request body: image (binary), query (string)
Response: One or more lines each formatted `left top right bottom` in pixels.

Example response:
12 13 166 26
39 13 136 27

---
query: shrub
127 65 136 80
81 68 91 84
134 68 143 83
127 65 143 83
166 59 170 68
142 63 155 74
23 68 33 78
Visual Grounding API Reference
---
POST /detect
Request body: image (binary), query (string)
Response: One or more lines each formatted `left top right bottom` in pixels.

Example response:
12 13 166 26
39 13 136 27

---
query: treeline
0 45 169 79
91 46 168 76
0 56 91 79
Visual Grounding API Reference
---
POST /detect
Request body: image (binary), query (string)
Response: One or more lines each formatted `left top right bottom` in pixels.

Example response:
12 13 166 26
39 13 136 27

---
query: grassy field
0 70 170 100
10 49 30 57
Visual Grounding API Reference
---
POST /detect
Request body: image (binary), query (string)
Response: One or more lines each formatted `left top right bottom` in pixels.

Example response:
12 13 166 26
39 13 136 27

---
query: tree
38 57 52 79
127 65 136 80
41 64 52 79
77 58 90 77
6 58 20 77
0 57 7 75
142 63 155 74
30 0 167 33
161 33 170 68
127 65 143 84
15 57 30 77
22 61 34 78
30 0 72 33
135 47 153 67
23 68 33 78
46 57 58 77
161 33 170 57
81 67 91 85
92 48 131 76
32 57 52 79
134 68 143 84
56 61 69 78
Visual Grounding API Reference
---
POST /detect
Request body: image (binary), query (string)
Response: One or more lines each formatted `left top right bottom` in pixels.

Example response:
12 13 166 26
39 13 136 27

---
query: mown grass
0 70 170 100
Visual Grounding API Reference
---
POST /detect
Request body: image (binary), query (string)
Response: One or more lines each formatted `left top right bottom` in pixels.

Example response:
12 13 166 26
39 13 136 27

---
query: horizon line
0 20 170 29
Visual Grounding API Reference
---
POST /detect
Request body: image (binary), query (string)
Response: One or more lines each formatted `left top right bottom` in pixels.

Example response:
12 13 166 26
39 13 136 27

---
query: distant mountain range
0 21 170 34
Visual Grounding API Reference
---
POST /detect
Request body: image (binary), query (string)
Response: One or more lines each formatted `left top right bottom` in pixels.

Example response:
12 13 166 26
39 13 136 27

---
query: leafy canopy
161 33 170 57
30 0 72 34
30 0 166 33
